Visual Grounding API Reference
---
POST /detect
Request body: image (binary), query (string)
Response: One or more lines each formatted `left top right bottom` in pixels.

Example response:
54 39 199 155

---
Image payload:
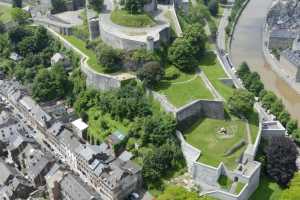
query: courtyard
184 117 251 169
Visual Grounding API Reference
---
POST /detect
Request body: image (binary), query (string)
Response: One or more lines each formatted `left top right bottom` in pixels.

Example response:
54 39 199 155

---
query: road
215 5 270 121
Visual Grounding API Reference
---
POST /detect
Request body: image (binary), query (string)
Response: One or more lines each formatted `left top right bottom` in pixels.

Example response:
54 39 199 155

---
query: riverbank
230 0 300 122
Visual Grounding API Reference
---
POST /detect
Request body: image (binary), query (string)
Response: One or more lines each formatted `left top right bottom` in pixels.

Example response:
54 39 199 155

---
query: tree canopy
228 89 255 117
265 136 298 186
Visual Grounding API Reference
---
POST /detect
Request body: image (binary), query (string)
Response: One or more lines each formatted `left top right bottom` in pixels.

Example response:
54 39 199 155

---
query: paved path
197 69 223 100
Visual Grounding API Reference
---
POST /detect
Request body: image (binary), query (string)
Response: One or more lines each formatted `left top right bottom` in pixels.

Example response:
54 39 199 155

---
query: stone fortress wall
176 99 225 124
47 27 133 91
177 130 261 200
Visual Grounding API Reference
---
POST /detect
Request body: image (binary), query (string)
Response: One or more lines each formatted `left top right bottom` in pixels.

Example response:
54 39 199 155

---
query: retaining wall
176 99 224 126
81 62 122 90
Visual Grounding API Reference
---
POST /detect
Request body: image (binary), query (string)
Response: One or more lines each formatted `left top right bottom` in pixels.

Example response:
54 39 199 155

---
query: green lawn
63 35 104 73
155 66 213 108
0 4 12 23
199 52 234 101
235 182 246 194
185 118 248 169
87 107 128 142
111 9 156 27
250 176 283 200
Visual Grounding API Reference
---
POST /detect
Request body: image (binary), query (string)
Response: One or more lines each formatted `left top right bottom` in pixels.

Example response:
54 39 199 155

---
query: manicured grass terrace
185 118 248 169
63 35 105 73
199 52 234 101
0 4 12 23
111 9 156 27
155 66 214 108
250 176 283 200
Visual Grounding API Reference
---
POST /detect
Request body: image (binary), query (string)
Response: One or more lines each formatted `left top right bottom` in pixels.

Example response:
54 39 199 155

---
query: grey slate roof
60 173 102 200
281 49 300 67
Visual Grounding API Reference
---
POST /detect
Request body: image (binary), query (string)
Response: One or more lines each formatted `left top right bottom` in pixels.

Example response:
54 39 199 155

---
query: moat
230 0 300 122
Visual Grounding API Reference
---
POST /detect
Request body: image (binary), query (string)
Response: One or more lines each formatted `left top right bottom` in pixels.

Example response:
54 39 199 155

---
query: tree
17 36 36 56
228 89 255 117
183 23 207 57
11 8 30 24
262 91 277 110
278 110 290 127
12 0 22 8
236 62 250 80
88 0 104 12
265 136 298 186
97 45 121 72
32 65 68 102
168 38 197 71
287 120 298 135
208 0 219 17
137 61 164 87
51 0 66 14
0 21 5 34
124 0 144 14
80 111 89 122
270 99 284 118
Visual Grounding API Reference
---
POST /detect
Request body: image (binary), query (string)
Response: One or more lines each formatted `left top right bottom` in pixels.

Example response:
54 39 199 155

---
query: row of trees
236 62 298 135
225 0 247 35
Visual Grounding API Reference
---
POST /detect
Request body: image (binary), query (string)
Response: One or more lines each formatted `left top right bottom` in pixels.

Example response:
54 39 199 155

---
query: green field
63 35 104 73
235 182 246 194
111 9 156 27
218 175 233 190
155 66 213 108
87 107 128 142
199 52 234 101
185 118 248 169
0 4 12 23
250 176 283 200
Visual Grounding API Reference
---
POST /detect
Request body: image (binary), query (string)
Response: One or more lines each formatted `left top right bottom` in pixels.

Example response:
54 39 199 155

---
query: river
230 0 300 122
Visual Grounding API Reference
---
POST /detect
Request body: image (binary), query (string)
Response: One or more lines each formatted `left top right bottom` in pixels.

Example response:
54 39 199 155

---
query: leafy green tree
183 23 207 57
17 36 36 56
208 0 219 16
97 45 122 72
270 99 284 118
262 91 277 110
278 110 290 127
12 0 22 8
124 0 144 14
0 21 5 34
88 0 104 12
265 136 298 186
287 120 298 135
11 8 30 24
168 38 197 71
137 61 164 87
32 65 68 102
8 26 31 44
228 89 255 117
236 62 250 80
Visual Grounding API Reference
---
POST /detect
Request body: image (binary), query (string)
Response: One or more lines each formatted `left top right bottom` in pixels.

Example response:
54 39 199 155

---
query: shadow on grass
199 51 217 66
249 176 284 200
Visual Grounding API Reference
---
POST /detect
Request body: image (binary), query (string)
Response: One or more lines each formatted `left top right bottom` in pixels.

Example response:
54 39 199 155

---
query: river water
230 0 300 121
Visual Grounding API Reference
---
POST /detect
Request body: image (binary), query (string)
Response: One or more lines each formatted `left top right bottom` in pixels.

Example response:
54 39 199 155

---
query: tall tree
228 89 255 117
265 136 298 186
183 23 207 57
